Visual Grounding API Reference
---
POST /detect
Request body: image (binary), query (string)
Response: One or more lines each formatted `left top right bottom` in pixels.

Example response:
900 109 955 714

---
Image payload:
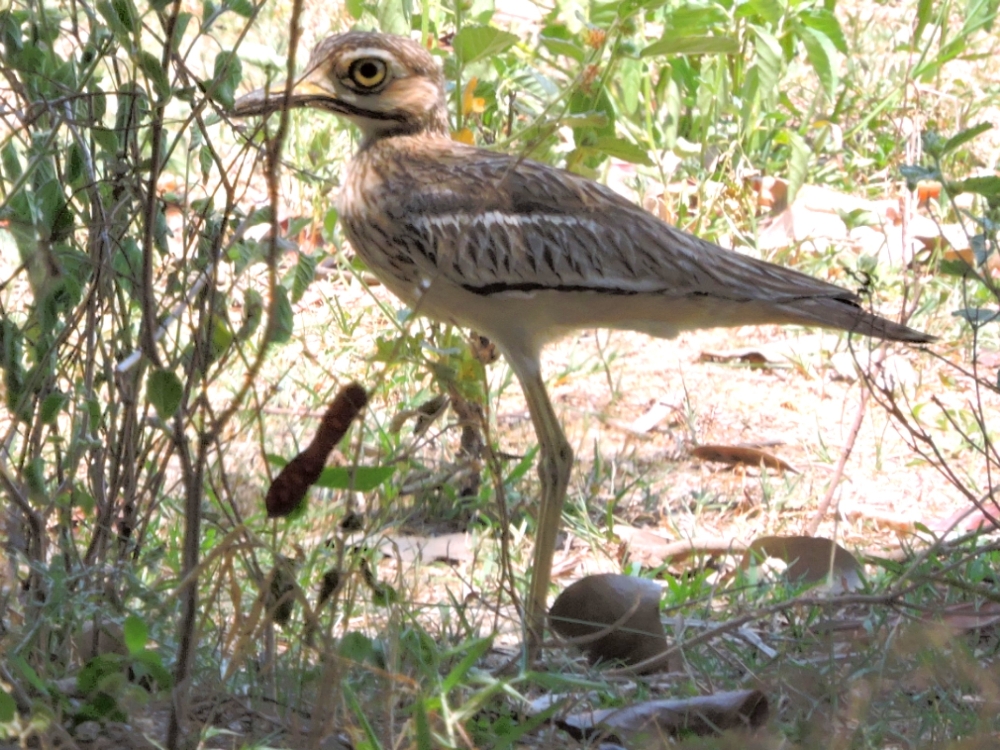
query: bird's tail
778 297 935 344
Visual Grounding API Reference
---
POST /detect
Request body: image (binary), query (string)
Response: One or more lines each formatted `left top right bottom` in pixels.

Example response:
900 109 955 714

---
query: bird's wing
386 142 860 306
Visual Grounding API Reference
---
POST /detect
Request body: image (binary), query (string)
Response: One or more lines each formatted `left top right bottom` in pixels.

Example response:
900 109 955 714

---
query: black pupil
358 62 380 81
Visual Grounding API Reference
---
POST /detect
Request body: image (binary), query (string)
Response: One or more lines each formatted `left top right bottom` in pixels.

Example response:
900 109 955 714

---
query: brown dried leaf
751 175 788 213
691 444 797 473
938 601 1000 635
549 574 670 672
265 555 298 627
742 536 862 592
613 525 746 567
699 334 827 369
317 568 340 607
929 505 1000 534
468 332 500 365
558 689 769 741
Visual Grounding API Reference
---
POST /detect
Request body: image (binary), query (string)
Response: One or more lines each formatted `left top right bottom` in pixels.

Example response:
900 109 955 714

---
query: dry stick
167 14 304 747
805 383 870 537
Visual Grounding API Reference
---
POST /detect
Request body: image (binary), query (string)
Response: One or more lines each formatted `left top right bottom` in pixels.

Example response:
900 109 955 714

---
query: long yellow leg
507 354 573 660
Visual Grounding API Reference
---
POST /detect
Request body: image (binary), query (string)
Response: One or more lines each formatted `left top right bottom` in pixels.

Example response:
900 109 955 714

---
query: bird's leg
510 358 573 661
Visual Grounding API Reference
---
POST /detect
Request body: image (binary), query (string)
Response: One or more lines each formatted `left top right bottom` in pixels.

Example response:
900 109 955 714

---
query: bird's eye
348 58 388 89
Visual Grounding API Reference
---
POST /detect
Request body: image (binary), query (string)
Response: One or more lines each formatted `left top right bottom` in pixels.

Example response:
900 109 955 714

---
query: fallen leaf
929 505 1000 534
613 525 747 567
265 555 298 627
549 574 670 672
468 332 500 364
750 174 789 213
461 76 486 116
699 334 827 368
557 689 769 741
840 508 917 533
692 444 797 473
623 401 675 435
742 536 862 592
937 601 1000 636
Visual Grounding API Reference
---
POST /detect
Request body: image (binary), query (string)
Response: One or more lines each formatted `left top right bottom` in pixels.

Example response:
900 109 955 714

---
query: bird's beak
231 76 334 117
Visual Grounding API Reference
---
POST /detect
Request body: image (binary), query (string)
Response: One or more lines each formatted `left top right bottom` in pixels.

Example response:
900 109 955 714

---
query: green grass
2 0 1000 746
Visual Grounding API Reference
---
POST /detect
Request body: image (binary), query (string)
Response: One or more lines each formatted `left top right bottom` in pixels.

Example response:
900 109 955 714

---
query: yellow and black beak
231 76 336 117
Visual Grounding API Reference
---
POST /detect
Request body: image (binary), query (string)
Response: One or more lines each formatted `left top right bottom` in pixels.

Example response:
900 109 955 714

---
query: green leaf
147 369 183 418
40 391 66 424
315 465 395 492
941 122 993 155
440 636 493 692
269 285 293 344
322 207 339 242
971 233 991 266
92 127 119 155
227 0 253 17
953 307 1000 326
265 452 287 468
76 653 126 696
641 34 739 57
208 50 242 108
452 25 519 65
236 288 263 341
618 57 641 114
290 252 317 304
799 8 847 53
583 135 653 166
35 180 68 238
414 698 433 750
914 0 935 44
111 0 139 33
948 175 1000 197
776 129 809 203
558 112 610 129
131 649 173 689
964 0 997 34
137 51 170 101
210 314 233 360
339 631 376 662
0 690 15 723
938 258 976 277
752 27 783 98
734 0 783 24
123 614 147 654
1 141 22 180
799 26 838 98
66 142 85 184
377 0 409 35
540 33 584 62
345 0 365 19
670 4 730 32
11 656 49 697
343 681 383 750
899 163 939 190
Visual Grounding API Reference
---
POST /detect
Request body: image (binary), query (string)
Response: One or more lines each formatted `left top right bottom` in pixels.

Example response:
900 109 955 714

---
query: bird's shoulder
356 136 644 218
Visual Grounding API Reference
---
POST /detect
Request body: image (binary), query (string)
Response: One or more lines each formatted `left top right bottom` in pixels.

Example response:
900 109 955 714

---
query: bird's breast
338 156 442 309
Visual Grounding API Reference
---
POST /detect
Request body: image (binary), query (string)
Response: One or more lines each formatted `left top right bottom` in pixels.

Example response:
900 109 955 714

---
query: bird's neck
356 105 451 151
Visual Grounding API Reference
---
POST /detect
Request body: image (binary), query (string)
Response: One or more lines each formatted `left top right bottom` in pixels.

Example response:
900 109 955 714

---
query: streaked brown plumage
234 31 932 654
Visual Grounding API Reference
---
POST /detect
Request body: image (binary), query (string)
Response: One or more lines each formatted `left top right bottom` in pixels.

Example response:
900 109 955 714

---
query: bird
232 31 933 656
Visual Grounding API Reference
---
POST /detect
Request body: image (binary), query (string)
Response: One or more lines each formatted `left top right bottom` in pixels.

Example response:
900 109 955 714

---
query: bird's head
232 32 450 143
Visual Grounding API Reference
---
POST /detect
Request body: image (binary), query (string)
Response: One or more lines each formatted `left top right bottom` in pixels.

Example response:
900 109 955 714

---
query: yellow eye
348 58 388 89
